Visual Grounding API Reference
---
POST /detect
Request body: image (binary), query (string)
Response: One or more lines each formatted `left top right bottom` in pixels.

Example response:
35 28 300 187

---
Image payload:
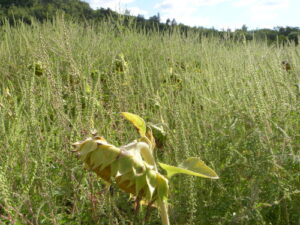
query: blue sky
84 0 300 30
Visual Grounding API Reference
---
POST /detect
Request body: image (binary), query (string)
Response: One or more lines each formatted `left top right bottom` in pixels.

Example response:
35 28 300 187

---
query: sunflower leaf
121 112 147 137
159 157 219 179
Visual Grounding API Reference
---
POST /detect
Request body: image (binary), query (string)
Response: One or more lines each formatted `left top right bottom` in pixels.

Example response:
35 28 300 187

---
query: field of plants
0 16 299 224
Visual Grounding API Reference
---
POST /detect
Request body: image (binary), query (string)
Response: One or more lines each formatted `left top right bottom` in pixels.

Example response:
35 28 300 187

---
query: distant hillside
0 0 299 44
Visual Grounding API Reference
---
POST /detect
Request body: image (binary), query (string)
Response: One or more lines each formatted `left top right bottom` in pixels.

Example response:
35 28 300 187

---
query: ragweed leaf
121 112 146 136
159 157 219 179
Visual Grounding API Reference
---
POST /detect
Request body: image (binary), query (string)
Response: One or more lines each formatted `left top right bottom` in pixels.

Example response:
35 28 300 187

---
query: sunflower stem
159 200 170 225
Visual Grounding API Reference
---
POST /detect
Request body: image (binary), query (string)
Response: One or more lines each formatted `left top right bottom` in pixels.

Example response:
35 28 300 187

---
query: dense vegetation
0 0 300 45
0 15 299 224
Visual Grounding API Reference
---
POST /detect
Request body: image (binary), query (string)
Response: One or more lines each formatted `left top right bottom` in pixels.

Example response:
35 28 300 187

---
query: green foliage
0 17 299 224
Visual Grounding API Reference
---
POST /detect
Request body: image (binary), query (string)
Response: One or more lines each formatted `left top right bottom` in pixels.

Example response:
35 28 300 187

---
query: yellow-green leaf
77 139 97 160
156 174 169 200
85 83 92 94
135 173 147 195
145 169 157 200
121 112 146 136
145 127 156 150
159 157 219 179
116 155 135 177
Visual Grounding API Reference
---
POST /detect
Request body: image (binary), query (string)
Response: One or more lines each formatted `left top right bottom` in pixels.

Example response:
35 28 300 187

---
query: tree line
0 0 299 44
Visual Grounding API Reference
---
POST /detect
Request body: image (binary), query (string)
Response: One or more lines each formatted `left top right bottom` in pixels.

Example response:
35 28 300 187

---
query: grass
0 16 299 224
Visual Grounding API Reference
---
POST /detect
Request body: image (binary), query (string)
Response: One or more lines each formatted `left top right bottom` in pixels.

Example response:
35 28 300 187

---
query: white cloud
234 0 288 8
154 0 228 26
155 0 228 11
234 0 290 28
234 0 258 7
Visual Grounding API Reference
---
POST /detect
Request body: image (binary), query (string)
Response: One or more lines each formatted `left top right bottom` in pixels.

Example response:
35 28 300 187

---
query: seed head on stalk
72 112 219 225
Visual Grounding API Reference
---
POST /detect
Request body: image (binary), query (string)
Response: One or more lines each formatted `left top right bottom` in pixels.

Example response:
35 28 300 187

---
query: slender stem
138 138 170 224
159 200 170 225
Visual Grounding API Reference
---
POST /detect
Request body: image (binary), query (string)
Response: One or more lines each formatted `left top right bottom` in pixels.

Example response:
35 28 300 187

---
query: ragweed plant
113 53 129 74
72 112 219 225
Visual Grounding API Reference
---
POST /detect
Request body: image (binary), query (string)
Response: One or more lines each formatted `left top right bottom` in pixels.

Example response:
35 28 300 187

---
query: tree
166 18 170 26
124 9 130 16
241 24 247 32
171 18 177 26
149 13 160 23
288 31 299 44
0 0 37 8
